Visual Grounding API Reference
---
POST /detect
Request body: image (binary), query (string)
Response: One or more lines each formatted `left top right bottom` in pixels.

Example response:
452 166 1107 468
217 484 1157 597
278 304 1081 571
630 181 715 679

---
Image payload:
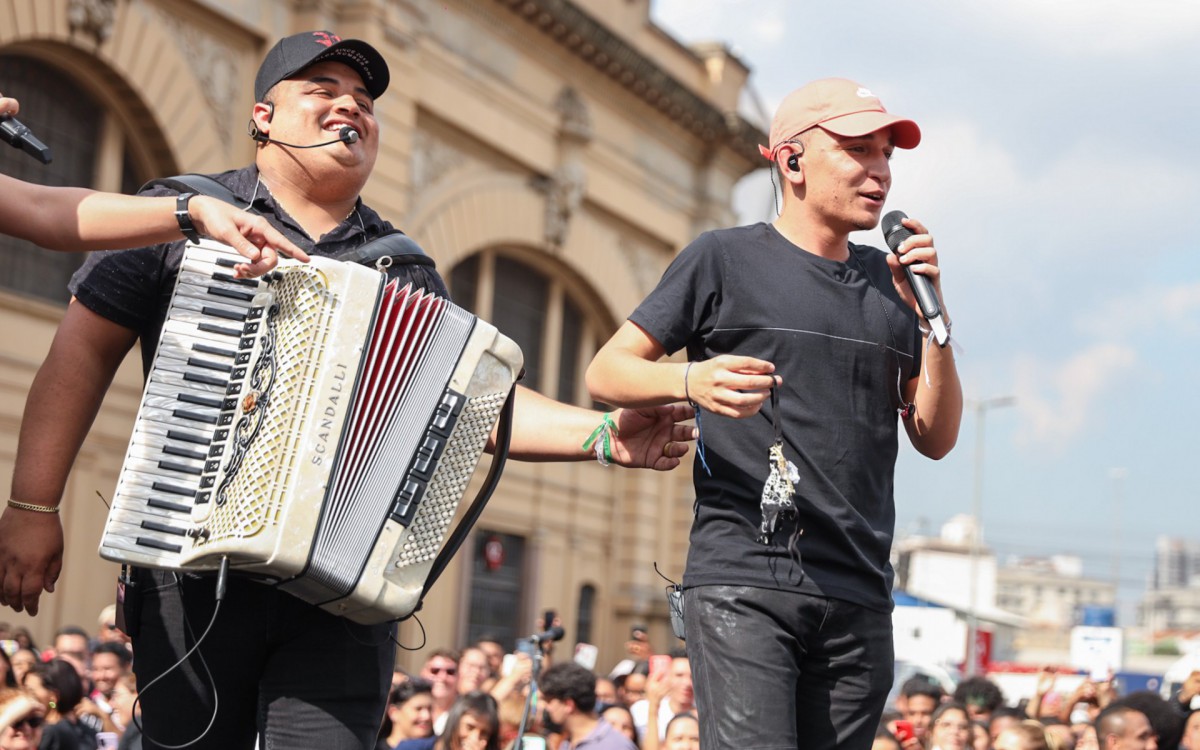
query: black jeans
686 585 893 750
128 568 394 750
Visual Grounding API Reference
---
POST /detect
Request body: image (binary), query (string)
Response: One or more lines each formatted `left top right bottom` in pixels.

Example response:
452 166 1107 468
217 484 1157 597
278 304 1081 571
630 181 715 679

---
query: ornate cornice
491 0 766 166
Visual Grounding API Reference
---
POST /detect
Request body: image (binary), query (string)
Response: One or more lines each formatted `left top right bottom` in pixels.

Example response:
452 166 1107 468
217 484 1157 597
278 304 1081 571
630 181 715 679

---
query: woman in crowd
7 634 33 656
4 656 34 693
0 689 44 750
927 703 971 750
660 714 698 750
108 674 140 750
992 720 1054 750
21 659 96 750
601 704 638 747
396 692 499 750
382 680 435 749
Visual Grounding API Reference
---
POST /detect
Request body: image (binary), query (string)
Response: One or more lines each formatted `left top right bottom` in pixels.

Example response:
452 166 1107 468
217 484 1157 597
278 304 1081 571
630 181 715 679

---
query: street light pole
965 395 1015 675
1110 467 1127 622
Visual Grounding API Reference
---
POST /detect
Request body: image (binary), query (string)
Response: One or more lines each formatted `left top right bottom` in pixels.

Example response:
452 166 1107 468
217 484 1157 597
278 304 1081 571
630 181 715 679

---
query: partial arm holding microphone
0 115 52 164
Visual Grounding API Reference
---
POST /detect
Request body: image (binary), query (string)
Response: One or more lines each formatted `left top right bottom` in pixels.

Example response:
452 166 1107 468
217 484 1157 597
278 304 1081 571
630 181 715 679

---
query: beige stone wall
0 0 761 671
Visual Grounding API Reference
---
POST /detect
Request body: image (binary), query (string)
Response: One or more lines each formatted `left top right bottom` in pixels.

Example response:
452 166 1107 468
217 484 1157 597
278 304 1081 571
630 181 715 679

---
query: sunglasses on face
429 666 457 676
12 715 44 731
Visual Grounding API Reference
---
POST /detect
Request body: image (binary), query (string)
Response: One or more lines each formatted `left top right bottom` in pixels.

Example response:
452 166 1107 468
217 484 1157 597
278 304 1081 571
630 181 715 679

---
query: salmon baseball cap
758 78 921 161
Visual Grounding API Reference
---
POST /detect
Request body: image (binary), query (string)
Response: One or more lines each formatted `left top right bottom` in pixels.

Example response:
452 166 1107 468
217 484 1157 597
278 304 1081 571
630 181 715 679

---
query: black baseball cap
254 30 389 103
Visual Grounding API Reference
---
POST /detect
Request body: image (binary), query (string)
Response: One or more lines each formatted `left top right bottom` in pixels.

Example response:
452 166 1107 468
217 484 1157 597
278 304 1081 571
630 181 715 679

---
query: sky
651 0 1200 623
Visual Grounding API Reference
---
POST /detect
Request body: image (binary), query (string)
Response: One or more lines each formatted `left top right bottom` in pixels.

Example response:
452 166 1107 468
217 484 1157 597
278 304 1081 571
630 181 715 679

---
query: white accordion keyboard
99 240 523 624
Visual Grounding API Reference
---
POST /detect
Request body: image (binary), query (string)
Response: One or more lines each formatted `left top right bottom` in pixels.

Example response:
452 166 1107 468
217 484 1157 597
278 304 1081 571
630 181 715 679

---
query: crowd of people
6 609 1200 750
0 609 140 749
0 615 704 750
878 670 1200 750
377 628 698 750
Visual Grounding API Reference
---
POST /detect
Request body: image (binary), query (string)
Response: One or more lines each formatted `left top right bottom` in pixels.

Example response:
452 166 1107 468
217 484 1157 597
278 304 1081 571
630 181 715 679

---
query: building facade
0 0 765 671
996 555 1116 629
1154 536 1200 590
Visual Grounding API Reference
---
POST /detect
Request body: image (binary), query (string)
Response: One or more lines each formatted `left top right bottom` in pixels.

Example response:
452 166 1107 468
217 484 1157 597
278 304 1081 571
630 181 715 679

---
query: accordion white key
99 240 523 624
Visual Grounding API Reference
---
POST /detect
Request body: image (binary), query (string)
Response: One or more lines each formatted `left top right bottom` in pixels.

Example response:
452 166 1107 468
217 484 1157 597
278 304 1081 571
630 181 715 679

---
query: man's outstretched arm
586 320 777 419
490 385 695 471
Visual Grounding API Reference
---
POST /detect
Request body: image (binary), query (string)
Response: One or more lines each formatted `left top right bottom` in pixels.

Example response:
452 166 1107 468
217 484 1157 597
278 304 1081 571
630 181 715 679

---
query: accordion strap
337 230 436 269
406 383 516 620
140 174 256 212
140 175 435 271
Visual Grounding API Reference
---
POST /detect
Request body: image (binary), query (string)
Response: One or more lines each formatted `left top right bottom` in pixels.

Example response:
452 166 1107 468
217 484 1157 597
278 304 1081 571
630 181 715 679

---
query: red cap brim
820 112 922 149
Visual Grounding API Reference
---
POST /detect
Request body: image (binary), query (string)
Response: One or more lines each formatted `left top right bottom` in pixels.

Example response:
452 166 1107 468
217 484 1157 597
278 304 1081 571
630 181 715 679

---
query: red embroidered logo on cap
312 31 341 47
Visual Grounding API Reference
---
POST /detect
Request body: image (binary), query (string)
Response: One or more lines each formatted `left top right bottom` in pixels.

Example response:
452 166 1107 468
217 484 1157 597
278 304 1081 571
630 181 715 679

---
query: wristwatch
175 192 201 244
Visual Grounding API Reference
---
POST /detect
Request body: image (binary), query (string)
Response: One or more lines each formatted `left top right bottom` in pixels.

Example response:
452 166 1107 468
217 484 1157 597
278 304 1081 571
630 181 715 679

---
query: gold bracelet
7 499 59 514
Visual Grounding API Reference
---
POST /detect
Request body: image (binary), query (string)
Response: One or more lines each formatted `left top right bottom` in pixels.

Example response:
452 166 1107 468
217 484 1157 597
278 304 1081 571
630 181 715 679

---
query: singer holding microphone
587 78 963 750
0 92 307 277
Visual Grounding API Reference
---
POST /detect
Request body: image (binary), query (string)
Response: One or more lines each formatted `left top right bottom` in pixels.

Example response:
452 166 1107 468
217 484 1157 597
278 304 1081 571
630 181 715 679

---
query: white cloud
945 0 1200 57
654 0 788 49
882 114 1195 282
1076 281 1200 340
1011 343 1138 448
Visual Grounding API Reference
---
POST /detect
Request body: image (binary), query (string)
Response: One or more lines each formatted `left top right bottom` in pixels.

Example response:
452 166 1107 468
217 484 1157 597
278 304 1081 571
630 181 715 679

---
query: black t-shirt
69 164 449 377
630 222 922 611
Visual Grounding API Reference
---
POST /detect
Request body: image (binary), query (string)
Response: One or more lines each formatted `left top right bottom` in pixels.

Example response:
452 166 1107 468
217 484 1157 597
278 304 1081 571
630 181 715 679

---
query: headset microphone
247 122 360 149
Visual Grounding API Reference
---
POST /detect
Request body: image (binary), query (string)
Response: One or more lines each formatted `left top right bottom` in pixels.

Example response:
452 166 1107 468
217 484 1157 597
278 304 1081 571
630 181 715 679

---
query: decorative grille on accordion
99 241 523 624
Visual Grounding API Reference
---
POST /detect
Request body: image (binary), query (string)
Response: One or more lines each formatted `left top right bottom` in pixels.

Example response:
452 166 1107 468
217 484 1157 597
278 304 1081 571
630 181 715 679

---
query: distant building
996 555 1116 628
1154 537 1200 589
1139 537 1200 633
1140 588 1200 633
893 515 1023 666
895 514 997 613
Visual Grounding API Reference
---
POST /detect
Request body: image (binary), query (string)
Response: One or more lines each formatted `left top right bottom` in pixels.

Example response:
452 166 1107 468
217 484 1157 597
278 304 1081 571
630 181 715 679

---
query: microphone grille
339 126 359 144
881 210 910 252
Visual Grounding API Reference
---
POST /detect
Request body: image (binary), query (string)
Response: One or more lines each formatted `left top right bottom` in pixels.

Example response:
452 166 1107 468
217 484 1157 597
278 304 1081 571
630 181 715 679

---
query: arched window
450 250 609 405
0 55 145 304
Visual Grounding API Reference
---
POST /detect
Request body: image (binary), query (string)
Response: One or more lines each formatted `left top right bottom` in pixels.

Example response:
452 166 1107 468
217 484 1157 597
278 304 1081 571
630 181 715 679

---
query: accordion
98 239 523 624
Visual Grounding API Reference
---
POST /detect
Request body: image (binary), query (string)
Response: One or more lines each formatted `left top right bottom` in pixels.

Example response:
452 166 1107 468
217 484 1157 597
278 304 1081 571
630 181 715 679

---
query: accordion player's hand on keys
98 240 523 624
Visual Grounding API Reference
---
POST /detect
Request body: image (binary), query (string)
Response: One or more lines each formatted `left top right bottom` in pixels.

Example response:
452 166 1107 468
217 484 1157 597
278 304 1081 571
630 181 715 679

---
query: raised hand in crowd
1179 670 1200 710
641 668 671 750
1027 666 1057 719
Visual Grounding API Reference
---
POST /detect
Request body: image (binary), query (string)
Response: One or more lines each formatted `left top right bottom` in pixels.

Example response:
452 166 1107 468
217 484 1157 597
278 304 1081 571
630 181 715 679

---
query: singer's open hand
608 403 697 471
187 195 311 278
0 91 18 117
885 216 947 320
685 355 779 419
0 507 63 616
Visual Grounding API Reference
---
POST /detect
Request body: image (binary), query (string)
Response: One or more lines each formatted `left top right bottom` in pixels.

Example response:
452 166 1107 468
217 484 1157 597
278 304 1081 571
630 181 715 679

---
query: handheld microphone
881 210 949 346
0 115 52 164
250 124 359 149
529 626 565 643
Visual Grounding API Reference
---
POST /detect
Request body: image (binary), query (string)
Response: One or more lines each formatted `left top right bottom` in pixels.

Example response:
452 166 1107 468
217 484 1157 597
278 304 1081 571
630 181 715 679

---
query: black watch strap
175 192 201 244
